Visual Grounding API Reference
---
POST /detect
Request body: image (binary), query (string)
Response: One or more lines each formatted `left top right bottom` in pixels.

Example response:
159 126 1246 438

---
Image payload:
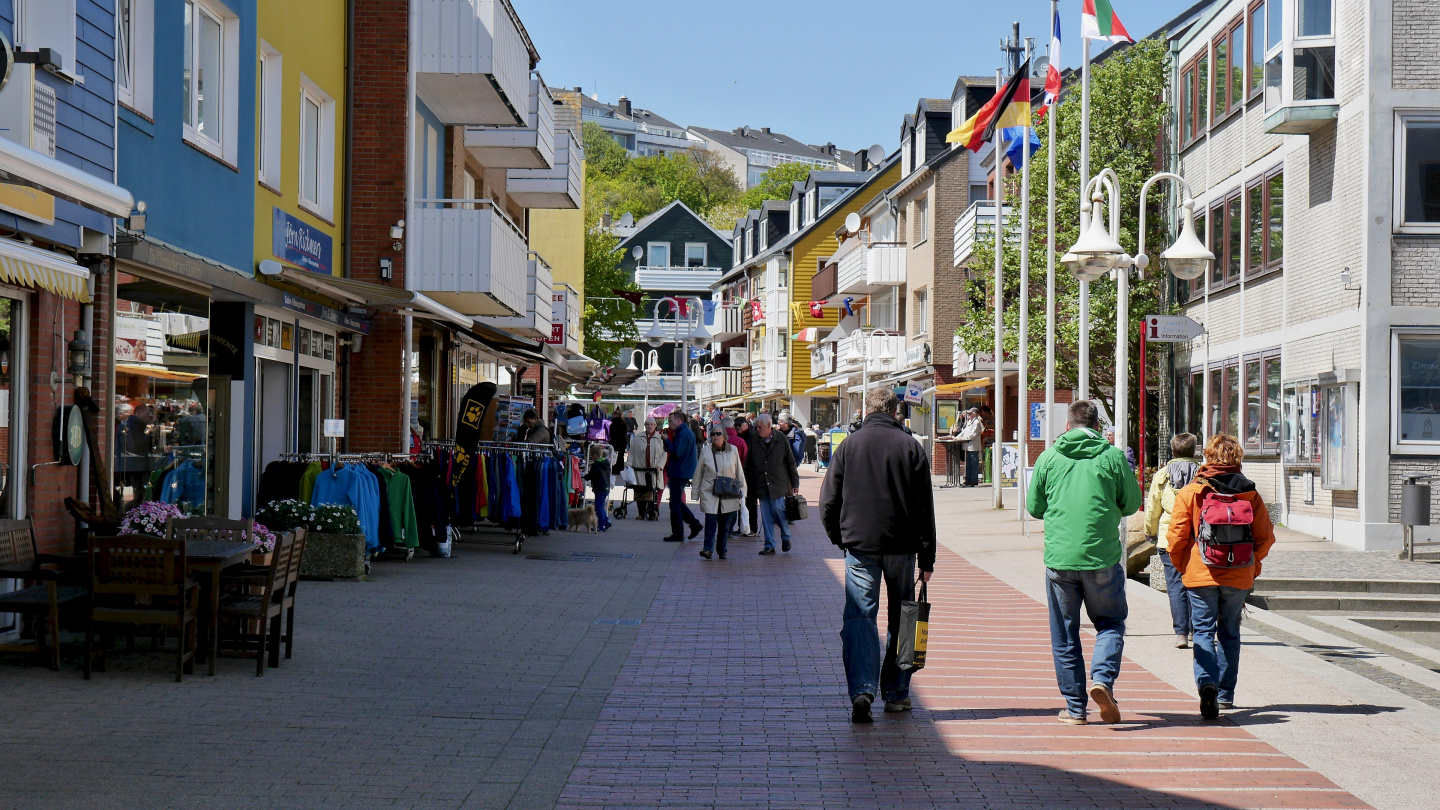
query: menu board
492 396 532 441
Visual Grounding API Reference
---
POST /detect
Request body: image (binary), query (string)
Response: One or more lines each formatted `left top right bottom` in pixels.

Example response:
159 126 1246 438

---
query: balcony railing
633 266 724 293
410 199 528 317
464 74 555 169
836 242 906 295
415 0 529 126
481 254 552 338
506 130 581 209
812 261 837 302
953 201 1014 267
835 332 905 374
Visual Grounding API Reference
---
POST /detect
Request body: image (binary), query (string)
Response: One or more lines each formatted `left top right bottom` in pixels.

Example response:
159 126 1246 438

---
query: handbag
897 581 930 672
709 447 743 498
785 493 809 521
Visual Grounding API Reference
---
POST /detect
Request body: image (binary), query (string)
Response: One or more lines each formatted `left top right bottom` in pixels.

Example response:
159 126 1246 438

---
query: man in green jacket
1027 399 1143 726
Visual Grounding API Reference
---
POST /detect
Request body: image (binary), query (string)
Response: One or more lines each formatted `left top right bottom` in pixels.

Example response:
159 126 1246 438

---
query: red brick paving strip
557 475 1369 809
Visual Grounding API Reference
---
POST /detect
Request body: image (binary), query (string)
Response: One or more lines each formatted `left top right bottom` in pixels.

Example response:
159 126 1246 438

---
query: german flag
946 58 1032 153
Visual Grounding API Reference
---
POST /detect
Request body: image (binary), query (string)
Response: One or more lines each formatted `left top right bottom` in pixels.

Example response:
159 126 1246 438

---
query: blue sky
520 1 1192 154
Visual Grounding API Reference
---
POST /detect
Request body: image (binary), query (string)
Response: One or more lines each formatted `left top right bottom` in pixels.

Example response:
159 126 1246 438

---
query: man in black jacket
820 386 936 723
745 413 800 555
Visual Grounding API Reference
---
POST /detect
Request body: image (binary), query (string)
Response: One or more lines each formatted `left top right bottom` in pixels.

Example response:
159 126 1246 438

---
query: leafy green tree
582 200 638 367
741 162 811 210
957 37 1171 448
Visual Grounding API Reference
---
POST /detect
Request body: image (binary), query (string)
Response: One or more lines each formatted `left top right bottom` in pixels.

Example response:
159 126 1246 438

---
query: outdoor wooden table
182 540 256 676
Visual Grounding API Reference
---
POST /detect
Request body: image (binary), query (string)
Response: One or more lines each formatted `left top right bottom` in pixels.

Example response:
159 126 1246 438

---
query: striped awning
0 237 91 303
116 363 203 382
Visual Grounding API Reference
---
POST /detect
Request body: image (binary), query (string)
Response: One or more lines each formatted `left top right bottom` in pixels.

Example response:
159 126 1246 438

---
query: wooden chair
85 535 199 682
0 519 86 670
279 528 306 659
216 532 295 676
167 516 254 544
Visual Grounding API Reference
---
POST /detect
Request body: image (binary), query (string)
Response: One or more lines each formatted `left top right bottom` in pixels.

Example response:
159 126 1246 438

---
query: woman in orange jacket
1166 433 1276 719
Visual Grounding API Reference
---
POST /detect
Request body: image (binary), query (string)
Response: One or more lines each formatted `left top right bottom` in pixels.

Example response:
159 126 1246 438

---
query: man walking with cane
1027 400 1142 725
821 387 936 723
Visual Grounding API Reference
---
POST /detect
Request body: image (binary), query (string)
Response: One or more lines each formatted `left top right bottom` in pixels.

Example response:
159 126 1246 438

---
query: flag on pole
794 327 819 342
1081 0 1134 44
947 58 1032 153
809 300 827 318
1001 127 1042 169
611 288 644 307
1038 6 1063 118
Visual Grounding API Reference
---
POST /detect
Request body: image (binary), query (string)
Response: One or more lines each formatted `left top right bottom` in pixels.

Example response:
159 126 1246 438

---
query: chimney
573 86 582 93
602 212 612 228
618 96 631 117
825 142 835 155
761 126 771 135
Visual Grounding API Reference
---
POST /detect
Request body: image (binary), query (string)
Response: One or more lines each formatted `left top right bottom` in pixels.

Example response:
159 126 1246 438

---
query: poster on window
115 315 149 362
999 442 1020 488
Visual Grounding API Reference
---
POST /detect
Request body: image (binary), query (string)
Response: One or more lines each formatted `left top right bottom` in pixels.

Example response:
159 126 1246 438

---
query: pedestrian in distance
608 406 631 469
586 444 613 533
1166 433 1276 719
662 410 704 542
953 408 984 487
1027 399 1143 725
514 409 553 445
778 412 805 467
805 424 820 465
693 424 746 560
745 413 800 555
735 417 760 536
627 417 666 521
1144 433 1200 648
820 386 936 723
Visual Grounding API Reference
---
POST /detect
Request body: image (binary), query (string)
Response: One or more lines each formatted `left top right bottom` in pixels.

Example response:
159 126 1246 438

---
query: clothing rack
432 440 565 554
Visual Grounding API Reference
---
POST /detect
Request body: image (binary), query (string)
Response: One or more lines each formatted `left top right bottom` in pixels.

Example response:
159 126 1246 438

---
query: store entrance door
256 359 292 484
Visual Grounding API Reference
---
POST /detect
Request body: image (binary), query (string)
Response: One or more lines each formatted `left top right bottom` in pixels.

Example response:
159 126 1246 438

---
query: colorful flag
947 58 1031 153
750 299 763 323
1081 0 1134 44
611 288 643 307
842 297 855 317
1001 127 1042 169
1038 6 1063 118
809 300 827 318
676 299 689 318
795 327 819 342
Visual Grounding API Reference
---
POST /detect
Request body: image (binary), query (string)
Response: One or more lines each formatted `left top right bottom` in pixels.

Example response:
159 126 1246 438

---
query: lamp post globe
1159 200 1213 281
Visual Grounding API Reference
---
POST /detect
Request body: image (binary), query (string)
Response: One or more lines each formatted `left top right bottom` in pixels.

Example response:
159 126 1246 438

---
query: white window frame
1390 328 1440 454
14 0 77 79
685 242 708 268
116 0 155 115
1284 0 1336 108
759 221 769 251
1393 111 1440 235
646 242 670 268
915 118 926 166
733 236 742 266
297 74 336 220
807 189 818 224
257 41 283 192
901 134 912 176
914 288 929 336
182 0 240 166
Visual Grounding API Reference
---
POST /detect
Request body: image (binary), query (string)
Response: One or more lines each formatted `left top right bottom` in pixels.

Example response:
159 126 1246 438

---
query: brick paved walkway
558 474 1369 809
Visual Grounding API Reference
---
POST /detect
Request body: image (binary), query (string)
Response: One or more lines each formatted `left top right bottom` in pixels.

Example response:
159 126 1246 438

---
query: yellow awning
0 238 91 303
931 379 992 396
116 363 202 382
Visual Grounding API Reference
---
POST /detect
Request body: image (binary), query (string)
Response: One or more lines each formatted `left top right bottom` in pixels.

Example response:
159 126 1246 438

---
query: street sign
1144 315 1206 343
905 379 923 405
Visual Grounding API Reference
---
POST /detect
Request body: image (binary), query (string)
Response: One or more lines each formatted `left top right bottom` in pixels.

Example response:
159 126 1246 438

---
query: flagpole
1079 35 1091 405
1045 0 1057 451
1018 38 1032 535
992 66 1005 512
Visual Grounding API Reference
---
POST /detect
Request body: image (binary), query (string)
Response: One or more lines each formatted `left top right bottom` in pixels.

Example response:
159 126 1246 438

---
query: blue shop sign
283 293 371 334
272 208 332 274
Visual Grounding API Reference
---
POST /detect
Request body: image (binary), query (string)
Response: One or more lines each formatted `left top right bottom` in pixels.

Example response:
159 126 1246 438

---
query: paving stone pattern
1260 550 1440 581
0 526 676 810
559 477 1369 809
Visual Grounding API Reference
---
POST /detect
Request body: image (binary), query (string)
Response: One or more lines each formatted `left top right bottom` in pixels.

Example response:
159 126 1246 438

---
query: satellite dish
866 144 885 166
844 212 862 234
631 246 643 260
618 212 634 227
1032 56 1049 81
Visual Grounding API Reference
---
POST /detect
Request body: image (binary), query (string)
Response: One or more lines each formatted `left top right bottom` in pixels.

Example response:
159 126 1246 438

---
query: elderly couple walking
1028 400 1275 724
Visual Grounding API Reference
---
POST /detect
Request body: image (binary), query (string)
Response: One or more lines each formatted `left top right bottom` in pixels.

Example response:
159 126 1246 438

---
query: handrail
413 197 527 241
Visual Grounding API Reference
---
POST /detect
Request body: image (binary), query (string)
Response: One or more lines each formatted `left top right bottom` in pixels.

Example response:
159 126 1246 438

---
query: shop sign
546 322 564 344
115 315 150 362
0 183 54 225
905 342 930 368
271 208 332 275
324 419 346 438
282 293 369 334
904 379 924 405
729 348 749 368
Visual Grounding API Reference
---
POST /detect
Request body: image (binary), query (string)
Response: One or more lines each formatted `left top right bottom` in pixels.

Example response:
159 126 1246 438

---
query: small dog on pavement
568 504 598 533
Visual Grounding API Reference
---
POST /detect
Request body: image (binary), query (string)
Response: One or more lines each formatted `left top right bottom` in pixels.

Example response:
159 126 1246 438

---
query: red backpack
1196 486 1255 568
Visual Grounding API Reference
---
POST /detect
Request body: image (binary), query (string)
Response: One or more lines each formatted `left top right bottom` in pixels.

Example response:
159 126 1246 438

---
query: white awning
0 136 133 217
0 237 91 302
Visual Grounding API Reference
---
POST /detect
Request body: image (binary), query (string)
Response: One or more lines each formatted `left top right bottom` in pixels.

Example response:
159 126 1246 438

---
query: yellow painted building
531 88 586 352
785 162 902 396
253 0 346 278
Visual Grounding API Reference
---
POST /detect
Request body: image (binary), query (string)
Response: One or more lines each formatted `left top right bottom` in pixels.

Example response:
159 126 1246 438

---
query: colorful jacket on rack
377 467 420 549
311 464 382 552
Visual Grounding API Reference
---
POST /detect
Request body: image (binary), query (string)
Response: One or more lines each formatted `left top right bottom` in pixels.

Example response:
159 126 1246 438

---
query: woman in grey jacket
692 424 747 560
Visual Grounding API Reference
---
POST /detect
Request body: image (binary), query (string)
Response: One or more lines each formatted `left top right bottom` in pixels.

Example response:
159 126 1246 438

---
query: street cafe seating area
0 518 307 680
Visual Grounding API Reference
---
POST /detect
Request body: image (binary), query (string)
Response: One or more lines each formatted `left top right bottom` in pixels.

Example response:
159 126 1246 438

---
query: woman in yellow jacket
1143 434 1200 648
1166 434 1276 720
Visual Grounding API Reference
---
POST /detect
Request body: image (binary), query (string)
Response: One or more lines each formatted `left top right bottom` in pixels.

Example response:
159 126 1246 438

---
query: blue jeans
841 551 916 702
1046 564 1128 717
594 491 611 530
1159 551 1192 637
964 450 980 486
668 477 700 537
759 497 790 550
1188 585 1247 703
703 511 735 555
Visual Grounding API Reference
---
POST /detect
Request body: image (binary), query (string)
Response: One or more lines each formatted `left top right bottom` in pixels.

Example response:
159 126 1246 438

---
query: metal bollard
1402 475 1432 561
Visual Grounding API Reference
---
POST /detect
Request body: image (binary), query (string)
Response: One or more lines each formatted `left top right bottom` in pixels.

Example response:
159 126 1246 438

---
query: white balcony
481 256 552 338
716 369 743 398
836 242 906 295
464 75 554 169
633 266 724 293
547 282 582 354
620 373 686 396
415 0 530 126
836 332 904 374
953 201 1014 266
712 304 744 339
410 200 528 317
506 130 581 209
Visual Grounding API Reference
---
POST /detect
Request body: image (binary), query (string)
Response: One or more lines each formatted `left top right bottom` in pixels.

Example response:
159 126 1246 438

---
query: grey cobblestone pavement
1260 549 1440 581
0 521 678 810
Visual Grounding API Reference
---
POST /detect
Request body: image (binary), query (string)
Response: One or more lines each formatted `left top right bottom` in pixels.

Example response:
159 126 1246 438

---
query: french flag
1038 6 1062 119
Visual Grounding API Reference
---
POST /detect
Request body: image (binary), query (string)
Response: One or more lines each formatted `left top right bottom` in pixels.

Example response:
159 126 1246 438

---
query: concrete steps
1252 577 1440 594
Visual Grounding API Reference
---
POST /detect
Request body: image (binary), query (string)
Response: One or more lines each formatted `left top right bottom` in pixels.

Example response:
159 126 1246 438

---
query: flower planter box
251 550 272 566
299 532 367 579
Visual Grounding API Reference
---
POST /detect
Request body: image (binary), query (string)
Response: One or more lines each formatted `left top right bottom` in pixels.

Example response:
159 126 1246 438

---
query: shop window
183 0 240 164
1243 351 1281 452
1191 369 1205 437
1283 381 1322 465
1396 115 1440 233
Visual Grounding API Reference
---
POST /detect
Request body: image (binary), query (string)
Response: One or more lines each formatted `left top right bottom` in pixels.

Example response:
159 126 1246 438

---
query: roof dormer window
915 118 927 166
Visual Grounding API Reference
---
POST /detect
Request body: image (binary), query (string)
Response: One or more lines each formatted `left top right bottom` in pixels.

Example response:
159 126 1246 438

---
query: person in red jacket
1167 433 1277 719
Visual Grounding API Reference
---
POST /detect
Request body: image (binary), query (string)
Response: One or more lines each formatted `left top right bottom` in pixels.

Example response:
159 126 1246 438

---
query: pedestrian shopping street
5 471 1439 809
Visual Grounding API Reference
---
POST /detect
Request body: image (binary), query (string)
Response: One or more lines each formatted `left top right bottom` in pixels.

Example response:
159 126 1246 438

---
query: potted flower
119 501 185 537
303 503 366 579
251 523 278 565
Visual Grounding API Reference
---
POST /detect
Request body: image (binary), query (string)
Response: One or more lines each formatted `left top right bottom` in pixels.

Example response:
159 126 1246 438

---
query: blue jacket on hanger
311 464 382 551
